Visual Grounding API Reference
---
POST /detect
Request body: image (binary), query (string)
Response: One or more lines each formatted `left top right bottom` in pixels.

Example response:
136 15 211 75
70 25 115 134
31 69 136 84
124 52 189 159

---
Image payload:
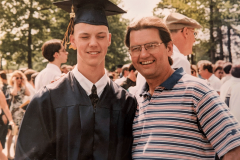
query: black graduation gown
15 72 137 160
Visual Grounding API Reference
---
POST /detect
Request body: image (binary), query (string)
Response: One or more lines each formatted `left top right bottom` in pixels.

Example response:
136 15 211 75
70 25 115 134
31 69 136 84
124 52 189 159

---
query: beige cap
164 13 202 30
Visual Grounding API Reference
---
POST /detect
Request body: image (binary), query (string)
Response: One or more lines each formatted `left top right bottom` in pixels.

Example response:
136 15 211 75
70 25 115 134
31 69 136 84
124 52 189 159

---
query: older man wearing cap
164 13 202 74
15 0 137 160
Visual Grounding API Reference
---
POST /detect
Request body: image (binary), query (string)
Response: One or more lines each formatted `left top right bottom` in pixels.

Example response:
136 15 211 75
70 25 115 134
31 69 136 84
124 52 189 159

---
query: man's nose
139 47 150 58
89 37 98 46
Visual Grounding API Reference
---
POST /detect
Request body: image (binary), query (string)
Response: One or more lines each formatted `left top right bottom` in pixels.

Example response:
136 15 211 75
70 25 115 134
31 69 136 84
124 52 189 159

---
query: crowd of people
0 0 240 160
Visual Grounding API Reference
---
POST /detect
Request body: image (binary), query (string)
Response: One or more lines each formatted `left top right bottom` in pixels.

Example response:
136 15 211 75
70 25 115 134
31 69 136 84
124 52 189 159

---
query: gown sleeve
15 87 57 160
118 95 137 160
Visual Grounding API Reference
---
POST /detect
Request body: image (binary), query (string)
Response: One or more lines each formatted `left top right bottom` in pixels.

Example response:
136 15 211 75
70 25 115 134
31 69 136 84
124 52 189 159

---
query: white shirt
26 82 36 99
114 76 127 85
171 45 191 74
72 66 109 97
35 63 62 91
229 83 240 123
207 74 221 92
221 74 232 85
220 77 240 101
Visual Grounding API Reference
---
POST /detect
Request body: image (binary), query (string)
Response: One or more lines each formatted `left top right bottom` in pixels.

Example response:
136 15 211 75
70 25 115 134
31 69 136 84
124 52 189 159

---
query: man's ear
167 41 173 57
182 27 188 38
53 52 58 58
108 33 112 46
70 34 77 49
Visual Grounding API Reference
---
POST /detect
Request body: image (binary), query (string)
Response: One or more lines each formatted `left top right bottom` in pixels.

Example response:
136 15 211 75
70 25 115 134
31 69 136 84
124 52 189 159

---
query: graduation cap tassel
62 4 76 50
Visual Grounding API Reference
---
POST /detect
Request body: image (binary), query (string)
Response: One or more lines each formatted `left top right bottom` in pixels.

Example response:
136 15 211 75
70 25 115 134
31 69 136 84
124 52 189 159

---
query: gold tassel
62 5 76 50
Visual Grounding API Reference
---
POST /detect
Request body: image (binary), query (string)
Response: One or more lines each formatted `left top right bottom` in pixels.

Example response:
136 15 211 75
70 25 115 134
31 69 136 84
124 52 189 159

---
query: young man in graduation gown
15 0 137 159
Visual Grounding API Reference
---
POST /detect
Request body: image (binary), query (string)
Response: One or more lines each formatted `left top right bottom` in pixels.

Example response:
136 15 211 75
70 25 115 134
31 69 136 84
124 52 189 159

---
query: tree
153 0 240 64
0 0 130 71
0 0 53 69
106 12 131 71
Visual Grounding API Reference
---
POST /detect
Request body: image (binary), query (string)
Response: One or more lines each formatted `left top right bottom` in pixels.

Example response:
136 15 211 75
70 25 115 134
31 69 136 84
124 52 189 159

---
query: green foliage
154 0 240 63
0 0 53 69
0 0 130 71
106 15 130 71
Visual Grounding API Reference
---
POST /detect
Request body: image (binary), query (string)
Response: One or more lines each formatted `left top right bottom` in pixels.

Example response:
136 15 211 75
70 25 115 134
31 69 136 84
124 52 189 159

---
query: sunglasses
16 77 23 80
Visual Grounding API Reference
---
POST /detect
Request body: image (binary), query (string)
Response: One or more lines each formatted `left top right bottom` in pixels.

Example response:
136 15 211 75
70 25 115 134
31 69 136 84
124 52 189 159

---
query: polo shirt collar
140 67 185 96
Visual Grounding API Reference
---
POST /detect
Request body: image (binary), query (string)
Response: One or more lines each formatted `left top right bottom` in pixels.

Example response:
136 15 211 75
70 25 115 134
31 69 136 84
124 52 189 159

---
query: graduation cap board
53 0 126 49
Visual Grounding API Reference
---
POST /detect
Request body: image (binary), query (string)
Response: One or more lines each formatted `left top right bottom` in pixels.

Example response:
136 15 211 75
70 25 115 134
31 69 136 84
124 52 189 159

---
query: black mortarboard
53 0 126 49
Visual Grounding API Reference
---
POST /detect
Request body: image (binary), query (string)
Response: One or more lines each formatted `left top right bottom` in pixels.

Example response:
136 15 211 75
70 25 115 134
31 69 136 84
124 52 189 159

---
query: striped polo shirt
133 68 240 159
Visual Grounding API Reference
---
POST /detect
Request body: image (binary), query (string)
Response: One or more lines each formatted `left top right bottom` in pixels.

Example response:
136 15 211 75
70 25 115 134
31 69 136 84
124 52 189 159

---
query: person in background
214 66 224 80
164 13 202 74
0 71 14 160
221 62 232 84
8 70 30 159
0 90 15 160
220 63 240 103
125 16 240 160
215 60 225 67
18 68 28 73
31 72 39 88
24 69 36 99
67 65 73 72
197 60 221 94
224 64 240 123
35 39 68 91
191 64 198 77
61 64 69 74
114 66 129 85
116 64 123 78
120 64 136 90
0 71 11 107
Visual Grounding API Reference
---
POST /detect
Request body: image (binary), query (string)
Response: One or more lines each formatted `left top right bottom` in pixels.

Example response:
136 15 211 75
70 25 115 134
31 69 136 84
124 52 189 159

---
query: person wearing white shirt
114 66 129 85
221 62 232 84
220 64 240 122
171 45 191 74
198 60 221 94
220 77 240 102
23 69 36 99
35 39 68 91
164 13 202 74
229 83 240 123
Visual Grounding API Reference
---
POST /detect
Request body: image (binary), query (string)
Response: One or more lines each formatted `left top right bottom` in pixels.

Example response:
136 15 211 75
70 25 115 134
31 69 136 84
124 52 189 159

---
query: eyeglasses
129 42 163 57
16 77 22 80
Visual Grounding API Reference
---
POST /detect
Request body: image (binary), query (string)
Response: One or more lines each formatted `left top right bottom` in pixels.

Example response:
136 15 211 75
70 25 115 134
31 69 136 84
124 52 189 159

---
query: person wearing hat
164 13 202 74
15 0 137 160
